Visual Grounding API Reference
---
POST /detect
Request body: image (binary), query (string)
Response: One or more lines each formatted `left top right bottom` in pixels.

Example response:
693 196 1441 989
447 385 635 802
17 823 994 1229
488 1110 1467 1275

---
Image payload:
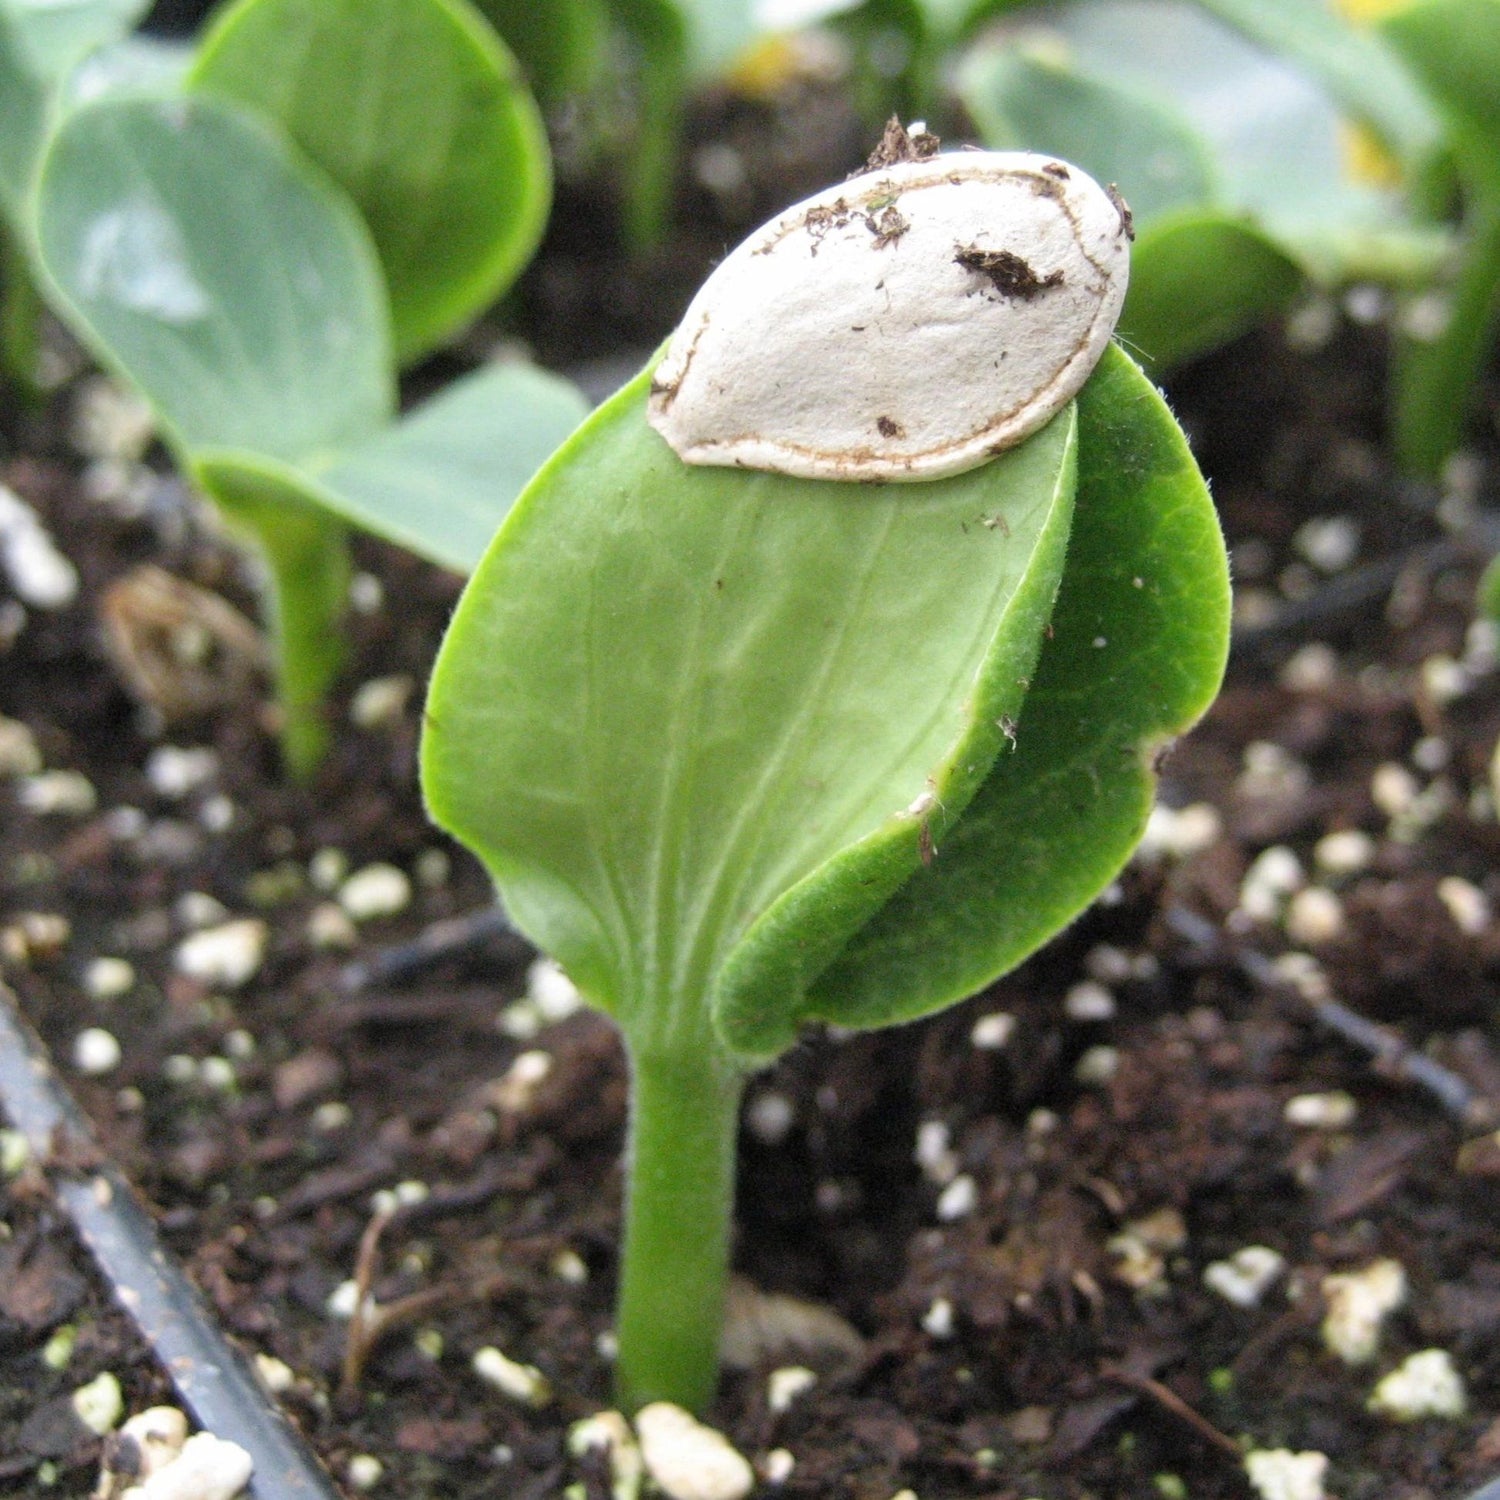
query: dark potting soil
2 91 1500 1500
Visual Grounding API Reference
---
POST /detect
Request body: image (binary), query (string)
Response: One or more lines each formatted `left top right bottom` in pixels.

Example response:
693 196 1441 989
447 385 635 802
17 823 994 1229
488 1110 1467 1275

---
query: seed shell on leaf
648 151 1131 481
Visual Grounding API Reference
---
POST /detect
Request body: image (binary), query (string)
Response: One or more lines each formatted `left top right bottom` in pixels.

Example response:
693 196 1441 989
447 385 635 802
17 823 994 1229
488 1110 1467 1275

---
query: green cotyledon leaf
733 341 1228 1047
191 0 550 366
310 360 591 574
0 0 149 221
33 92 393 465
957 43 1219 227
422 362 1078 1058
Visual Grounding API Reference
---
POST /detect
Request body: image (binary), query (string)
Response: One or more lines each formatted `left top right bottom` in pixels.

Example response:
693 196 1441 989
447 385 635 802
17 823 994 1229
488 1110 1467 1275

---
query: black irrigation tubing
1230 512 1500 663
0 984 341 1500
1164 905 1494 1129
335 903 516 993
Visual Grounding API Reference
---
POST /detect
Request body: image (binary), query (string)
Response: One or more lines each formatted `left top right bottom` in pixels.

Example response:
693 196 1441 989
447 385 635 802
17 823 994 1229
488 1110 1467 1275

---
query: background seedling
21 0 585 777
190 0 552 367
958 0 1446 368
422 150 1231 1413
576 0 1452 359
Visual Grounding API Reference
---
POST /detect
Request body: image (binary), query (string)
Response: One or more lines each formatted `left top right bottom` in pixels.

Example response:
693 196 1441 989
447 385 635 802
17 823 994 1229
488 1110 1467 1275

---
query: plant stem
196 461 350 781
260 517 351 780
1393 187 1500 478
1 223 40 399
615 1040 745 1414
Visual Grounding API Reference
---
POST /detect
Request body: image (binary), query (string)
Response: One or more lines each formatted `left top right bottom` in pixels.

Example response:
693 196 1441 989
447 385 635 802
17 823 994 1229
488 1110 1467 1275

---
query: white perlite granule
1367 1348 1467 1421
634 1403 754 1500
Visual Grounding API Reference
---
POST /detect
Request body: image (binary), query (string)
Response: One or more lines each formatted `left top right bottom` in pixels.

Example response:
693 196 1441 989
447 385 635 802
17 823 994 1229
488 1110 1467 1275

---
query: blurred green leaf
960 0 1448 366
605 0 689 248
1478 551 1500 626
35 93 393 463
1119 210 1303 369
34 92 392 775
59 34 189 107
958 45 1216 223
1014 0 1395 238
191 0 551 365
0 0 149 219
1191 0 1440 168
472 0 609 102
0 0 142 73
914 0 978 35
1382 0 1500 476
834 0 932 126
1382 0 1500 176
35 92 582 570
678 0 771 76
313 361 590 573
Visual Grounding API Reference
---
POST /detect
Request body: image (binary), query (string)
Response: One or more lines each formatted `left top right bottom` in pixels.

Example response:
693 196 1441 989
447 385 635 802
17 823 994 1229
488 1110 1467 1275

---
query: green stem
609 0 686 254
1 223 41 399
1393 187 1500 478
259 518 351 781
615 1040 745 1414
195 460 351 781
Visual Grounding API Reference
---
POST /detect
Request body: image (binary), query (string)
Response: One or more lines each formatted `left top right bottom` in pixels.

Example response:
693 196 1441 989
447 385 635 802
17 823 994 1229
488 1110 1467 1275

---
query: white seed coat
648 152 1130 481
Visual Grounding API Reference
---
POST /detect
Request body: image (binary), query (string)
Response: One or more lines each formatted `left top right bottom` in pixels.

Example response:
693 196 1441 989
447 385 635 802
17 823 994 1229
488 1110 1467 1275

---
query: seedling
19 0 585 775
423 133 1230 1412
958 0 1446 368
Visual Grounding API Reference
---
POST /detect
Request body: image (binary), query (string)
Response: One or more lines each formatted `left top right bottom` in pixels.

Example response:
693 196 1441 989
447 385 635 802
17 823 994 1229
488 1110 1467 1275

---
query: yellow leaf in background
1340 119 1404 187
1334 0 1420 22
723 32 841 100
1333 0 1418 185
